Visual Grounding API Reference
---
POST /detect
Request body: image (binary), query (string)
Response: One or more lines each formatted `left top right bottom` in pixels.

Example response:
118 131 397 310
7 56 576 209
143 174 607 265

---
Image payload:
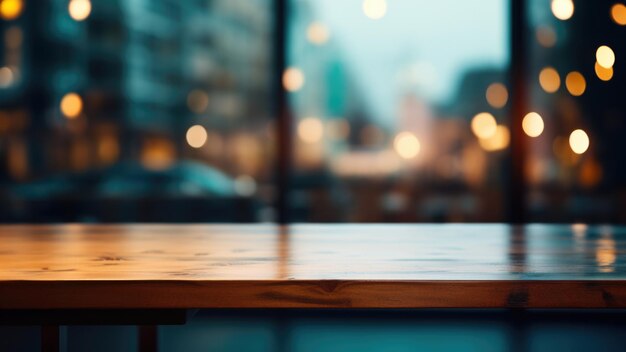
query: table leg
508 310 528 352
41 325 59 352
138 325 158 352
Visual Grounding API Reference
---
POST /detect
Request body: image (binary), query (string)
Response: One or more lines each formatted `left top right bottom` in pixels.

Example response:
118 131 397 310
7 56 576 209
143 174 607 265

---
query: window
0 0 274 222
1 0 625 223
286 0 510 221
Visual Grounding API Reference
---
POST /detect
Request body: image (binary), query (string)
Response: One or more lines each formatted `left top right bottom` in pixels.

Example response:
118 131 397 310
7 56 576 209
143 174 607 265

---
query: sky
307 0 509 123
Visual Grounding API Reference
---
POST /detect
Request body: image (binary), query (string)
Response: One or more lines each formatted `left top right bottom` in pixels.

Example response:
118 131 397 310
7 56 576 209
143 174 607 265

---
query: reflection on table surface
0 223 623 281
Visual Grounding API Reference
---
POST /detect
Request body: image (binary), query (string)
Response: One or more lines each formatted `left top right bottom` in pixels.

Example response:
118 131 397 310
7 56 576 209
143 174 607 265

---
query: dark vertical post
138 325 158 352
508 2 529 349
508 225 529 352
274 0 291 223
509 0 528 223
26 0 52 179
40 325 60 352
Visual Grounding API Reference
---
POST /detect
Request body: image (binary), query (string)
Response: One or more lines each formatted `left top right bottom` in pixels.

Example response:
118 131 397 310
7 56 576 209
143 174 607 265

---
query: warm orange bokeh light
569 129 589 154
394 132 420 159
539 67 560 93
565 71 586 96
60 93 83 119
479 125 510 152
551 0 574 20
596 45 615 69
298 117 324 143
307 22 330 45
282 67 305 92
69 0 92 21
522 112 544 138
485 83 508 109
186 125 208 148
611 3 626 25
0 0 23 20
595 62 614 81
471 112 497 139
536 26 557 47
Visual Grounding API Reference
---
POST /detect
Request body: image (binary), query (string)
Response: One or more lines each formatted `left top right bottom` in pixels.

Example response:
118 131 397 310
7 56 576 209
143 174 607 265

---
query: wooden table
2 223 626 350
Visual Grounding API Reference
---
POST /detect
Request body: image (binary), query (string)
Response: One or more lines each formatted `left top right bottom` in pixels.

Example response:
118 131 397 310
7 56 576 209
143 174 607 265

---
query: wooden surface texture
1 224 625 309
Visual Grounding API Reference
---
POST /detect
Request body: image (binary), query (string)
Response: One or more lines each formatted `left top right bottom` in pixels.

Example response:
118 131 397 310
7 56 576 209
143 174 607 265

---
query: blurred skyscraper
0 0 273 180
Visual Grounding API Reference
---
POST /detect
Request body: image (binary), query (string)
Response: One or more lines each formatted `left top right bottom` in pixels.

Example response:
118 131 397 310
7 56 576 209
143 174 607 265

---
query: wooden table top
2 223 626 309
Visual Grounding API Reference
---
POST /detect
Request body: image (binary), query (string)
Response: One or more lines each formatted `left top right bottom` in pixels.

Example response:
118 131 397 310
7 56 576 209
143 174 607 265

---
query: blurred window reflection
2 0 626 223
525 0 626 222
287 0 509 221
0 0 273 222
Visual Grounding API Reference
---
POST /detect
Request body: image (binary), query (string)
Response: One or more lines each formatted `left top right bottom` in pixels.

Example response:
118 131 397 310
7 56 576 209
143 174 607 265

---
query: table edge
1 279 626 309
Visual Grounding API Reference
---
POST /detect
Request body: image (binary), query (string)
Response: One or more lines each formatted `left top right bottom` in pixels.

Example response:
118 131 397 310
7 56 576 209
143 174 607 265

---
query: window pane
0 0 274 222
287 0 510 221
526 0 626 222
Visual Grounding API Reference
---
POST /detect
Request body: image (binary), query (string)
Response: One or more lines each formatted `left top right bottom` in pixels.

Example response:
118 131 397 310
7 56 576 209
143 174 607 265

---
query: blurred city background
1 0 625 223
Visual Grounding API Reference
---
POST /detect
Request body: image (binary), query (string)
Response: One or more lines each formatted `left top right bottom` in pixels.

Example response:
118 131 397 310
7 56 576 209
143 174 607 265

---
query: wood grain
1 224 626 309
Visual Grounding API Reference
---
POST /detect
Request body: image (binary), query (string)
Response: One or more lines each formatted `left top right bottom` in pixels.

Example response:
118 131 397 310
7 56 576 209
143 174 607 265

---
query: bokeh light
97 134 119 166
187 90 209 114
186 125 208 148
393 132 420 159
282 67 305 92
522 112 544 138
539 67 560 93
485 83 508 108
0 0 23 20
536 25 557 48
141 138 175 170
69 0 92 21
60 93 83 119
580 158 603 188
5 26 22 49
596 45 615 68
611 3 626 25
565 71 586 96
551 0 574 20
362 0 387 20
479 125 510 151
307 22 330 45
298 117 324 143
471 112 497 139
596 235 616 272
595 62 614 81
569 129 590 154
0 67 14 88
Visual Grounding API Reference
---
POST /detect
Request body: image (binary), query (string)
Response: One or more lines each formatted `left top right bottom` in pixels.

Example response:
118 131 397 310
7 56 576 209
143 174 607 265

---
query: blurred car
3 161 259 223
